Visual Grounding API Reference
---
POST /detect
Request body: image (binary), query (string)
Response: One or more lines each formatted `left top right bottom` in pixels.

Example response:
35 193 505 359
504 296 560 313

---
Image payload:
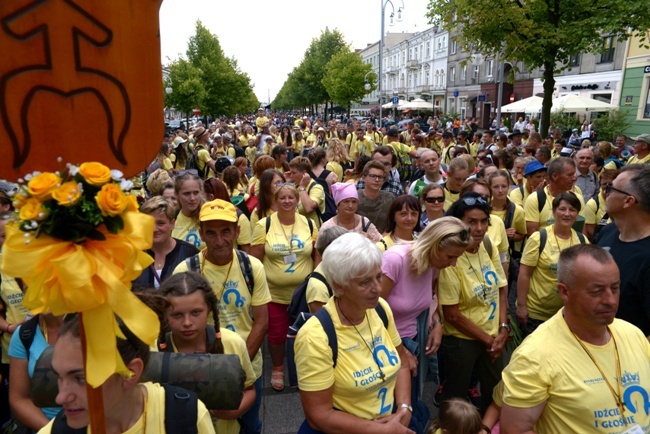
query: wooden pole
78 313 107 434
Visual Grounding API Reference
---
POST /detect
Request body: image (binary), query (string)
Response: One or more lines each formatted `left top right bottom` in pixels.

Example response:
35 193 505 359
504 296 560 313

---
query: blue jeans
239 376 262 434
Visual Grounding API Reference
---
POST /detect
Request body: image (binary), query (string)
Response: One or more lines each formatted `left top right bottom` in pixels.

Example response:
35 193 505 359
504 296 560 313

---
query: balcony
416 85 432 93
407 60 419 69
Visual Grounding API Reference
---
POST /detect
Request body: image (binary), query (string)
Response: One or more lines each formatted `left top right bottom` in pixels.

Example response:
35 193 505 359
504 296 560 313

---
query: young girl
159 272 256 434
429 398 490 434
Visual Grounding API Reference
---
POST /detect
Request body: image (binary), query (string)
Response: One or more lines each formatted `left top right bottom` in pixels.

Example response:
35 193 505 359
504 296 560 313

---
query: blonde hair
140 196 176 221
458 154 476 173
429 398 487 434
146 168 173 196
409 217 471 275
326 138 349 164
275 184 299 201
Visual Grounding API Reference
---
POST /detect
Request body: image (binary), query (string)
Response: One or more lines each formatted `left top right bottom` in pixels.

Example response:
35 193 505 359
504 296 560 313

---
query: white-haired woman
380 217 471 402
295 233 413 434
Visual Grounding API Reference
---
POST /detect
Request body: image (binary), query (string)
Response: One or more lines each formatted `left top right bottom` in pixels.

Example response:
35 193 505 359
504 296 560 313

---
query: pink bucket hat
330 182 358 206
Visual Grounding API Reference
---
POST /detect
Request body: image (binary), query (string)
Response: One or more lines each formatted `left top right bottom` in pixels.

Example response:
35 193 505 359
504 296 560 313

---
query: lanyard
570 326 626 423
278 217 296 254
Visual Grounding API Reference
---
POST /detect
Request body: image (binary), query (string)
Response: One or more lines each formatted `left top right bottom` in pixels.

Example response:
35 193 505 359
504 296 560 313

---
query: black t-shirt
598 223 650 336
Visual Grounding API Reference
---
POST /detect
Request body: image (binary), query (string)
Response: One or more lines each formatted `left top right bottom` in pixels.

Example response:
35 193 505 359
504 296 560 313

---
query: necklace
569 325 626 425
336 299 385 382
200 249 234 303
552 225 573 250
464 251 489 301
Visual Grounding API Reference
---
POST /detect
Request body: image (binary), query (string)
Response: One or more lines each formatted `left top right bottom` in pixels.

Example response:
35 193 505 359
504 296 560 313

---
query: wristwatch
299 187 306 191
499 322 511 332
399 403 413 412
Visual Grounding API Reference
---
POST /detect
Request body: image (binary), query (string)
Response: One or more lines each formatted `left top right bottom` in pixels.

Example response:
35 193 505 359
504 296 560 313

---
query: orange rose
52 182 83 207
79 162 112 186
95 184 128 217
12 192 28 210
27 172 60 201
124 194 139 212
19 198 48 221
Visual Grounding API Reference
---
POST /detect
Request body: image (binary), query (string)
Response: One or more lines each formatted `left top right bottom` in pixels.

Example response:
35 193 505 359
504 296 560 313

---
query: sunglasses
424 196 445 204
461 197 489 206
177 169 198 176
442 227 471 242
604 183 637 202
276 182 295 188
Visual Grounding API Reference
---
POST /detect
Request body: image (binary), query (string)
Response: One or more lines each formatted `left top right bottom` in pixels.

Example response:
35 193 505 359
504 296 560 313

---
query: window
402 51 406 64
426 70 430 85
487 60 494 77
600 36 615 63
450 40 457 54
461 65 466 81
643 78 650 119
426 41 431 57
473 66 480 79
569 53 581 67
450 66 456 83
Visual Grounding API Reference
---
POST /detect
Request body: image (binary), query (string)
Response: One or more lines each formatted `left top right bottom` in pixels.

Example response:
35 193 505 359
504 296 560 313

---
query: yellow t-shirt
439 241 507 339
1 265 30 364
235 212 252 249
293 139 306 155
38 381 215 434
255 116 268 131
306 263 331 309
520 226 589 321
326 161 344 183
300 181 325 230
295 298 402 420
503 312 650 434
508 184 528 208
486 214 509 258
627 153 650 165
491 204 527 257
524 186 585 229
251 214 318 304
443 186 460 212
172 212 205 250
162 157 173 171
238 134 251 149
173 251 272 379
249 208 275 233
376 235 395 253
245 146 258 165
584 192 607 225
196 146 215 178
349 138 376 161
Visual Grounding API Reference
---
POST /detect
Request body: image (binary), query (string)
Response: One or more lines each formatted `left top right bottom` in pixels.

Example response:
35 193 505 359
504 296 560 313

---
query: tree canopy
166 21 258 118
427 0 650 135
322 49 376 108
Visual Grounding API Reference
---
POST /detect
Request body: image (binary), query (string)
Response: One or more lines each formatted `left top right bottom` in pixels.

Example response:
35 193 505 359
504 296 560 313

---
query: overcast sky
159 0 431 104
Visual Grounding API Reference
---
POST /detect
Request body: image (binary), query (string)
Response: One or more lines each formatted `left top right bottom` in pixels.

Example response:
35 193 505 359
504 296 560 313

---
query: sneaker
467 386 481 409
433 384 443 407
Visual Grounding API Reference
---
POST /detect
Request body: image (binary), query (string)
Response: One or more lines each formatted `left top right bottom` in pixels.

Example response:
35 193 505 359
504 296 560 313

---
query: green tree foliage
322 49 376 110
165 59 206 117
169 21 258 117
593 109 633 142
427 0 650 136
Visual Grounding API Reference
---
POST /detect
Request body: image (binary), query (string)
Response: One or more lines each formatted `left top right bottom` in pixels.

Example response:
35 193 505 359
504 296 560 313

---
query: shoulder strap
374 302 389 329
538 228 548 255
594 194 600 213
314 308 338 368
504 202 516 230
19 315 40 354
576 231 586 244
163 384 199 434
157 332 175 352
185 254 201 274
361 216 371 232
537 189 547 214
380 238 388 251
483 234 493 258
518 185 524 197
235 250 254 295
265 216 271 234
307 216 314 235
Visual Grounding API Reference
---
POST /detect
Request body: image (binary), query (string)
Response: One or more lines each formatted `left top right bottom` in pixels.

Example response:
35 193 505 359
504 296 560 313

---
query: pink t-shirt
319 214 383 242
381 244 438 339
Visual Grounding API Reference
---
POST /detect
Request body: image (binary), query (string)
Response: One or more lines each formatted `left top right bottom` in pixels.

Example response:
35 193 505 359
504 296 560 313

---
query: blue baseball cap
524 160 547 177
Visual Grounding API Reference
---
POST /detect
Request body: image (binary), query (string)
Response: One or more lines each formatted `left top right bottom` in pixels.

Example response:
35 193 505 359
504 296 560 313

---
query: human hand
405 350 418 377
425 323 443 355
516 304 528 326
300 173 312 188
375 410 414 432
488 329 508 361
506 227 516 239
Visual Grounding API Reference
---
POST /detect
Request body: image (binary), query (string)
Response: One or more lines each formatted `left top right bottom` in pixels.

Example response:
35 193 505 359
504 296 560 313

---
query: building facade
619 34 650 137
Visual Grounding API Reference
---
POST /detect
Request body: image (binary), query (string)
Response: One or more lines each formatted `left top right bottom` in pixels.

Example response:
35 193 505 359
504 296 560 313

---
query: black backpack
538 227 586 254
186 146 206 178
51 384 198 434
307 176 337 223
286 271 331 327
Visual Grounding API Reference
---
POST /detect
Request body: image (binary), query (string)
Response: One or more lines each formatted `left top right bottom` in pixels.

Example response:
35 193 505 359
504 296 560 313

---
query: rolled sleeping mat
31 348 245 410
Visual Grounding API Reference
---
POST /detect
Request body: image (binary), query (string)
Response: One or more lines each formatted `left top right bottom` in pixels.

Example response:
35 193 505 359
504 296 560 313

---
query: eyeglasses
276 182 295 188
366 174 386 181
424 196 445 204
460 197 489 206
604 183 637 202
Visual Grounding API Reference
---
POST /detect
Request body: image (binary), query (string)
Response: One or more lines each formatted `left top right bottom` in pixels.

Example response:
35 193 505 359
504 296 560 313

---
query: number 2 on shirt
488 301 496 320
285 262 296 273
377 387 391 415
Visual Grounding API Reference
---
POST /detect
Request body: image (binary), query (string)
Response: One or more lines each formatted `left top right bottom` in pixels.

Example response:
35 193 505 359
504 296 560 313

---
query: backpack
604 156 625 169
186 146 206 178
286 271 331 327
307 180 337 223
592 195 609 242
389 142 412 182
157 325 218 352
51 384 198 434
19 315 40 354
538 227 586 254
185 249 254 295
265 214 313 236
232 143 246 159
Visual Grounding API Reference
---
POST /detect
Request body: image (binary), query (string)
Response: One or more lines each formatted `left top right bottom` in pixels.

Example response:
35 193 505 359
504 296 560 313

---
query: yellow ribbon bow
2 211 158 387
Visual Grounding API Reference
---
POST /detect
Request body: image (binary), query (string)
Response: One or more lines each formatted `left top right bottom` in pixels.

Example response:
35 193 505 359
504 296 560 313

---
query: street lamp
379 0 404 127
165 87 172 119
364 71 374 91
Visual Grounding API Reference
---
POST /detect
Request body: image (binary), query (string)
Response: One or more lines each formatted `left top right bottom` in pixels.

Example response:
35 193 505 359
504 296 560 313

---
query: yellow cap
199 199 238 223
